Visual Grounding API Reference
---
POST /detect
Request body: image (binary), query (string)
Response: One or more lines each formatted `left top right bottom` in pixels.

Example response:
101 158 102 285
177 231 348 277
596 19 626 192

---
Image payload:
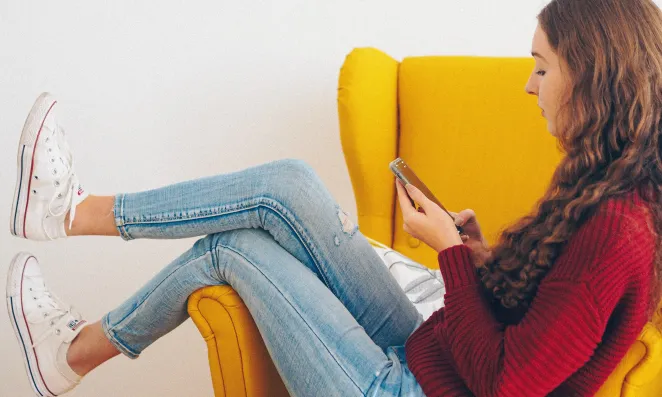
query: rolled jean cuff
101 314 140 359
113 193 134 241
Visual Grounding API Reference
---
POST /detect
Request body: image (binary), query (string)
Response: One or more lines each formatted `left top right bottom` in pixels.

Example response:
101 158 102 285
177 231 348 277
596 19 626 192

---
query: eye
536 70 546 77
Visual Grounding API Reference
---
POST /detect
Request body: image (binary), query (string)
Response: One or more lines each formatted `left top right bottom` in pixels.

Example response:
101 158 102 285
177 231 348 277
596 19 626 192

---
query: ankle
64 195 120 237
66 328 91 377
63 195 90 236
66 322 121 377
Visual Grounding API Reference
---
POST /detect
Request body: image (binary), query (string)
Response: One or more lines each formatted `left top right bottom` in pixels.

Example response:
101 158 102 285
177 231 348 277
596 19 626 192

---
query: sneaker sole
10 93 57 239
6 252 58 396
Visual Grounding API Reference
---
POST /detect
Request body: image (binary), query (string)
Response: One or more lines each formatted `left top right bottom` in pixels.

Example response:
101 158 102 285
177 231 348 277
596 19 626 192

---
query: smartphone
389 158 463 234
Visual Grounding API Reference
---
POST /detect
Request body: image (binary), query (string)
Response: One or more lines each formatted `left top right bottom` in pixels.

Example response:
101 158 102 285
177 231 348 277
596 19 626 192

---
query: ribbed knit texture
405 191 656 397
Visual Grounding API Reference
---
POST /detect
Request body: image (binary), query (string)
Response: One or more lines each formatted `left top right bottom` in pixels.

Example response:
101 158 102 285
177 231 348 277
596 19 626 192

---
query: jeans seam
104 251 217 339
213 242 366 396
101 314 140 359
114 194 133 241
119 197 333 288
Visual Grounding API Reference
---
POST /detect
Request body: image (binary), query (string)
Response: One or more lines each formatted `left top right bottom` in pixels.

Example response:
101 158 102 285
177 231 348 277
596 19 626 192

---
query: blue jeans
101 159 426 397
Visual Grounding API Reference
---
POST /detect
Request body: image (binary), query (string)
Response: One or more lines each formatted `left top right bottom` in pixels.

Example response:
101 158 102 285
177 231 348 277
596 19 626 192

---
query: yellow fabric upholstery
337 48 400 245
188 47 662 396
188 286 289 397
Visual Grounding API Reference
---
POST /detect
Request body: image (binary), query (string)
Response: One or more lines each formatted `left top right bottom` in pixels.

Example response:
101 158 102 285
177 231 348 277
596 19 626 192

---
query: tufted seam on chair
624 323 662 386
188 286 249 397
200 296 247 397
188 288 213 338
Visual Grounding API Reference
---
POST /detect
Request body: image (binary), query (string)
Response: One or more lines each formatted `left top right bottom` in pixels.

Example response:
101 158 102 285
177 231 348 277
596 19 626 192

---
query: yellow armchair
188 48 662 396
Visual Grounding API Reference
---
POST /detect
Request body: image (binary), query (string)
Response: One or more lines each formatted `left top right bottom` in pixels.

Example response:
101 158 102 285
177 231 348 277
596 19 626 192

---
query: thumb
449 211 462 225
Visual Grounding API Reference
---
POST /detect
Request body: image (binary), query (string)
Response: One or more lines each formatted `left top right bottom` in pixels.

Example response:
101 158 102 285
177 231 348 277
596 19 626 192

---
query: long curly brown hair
479 0 662 321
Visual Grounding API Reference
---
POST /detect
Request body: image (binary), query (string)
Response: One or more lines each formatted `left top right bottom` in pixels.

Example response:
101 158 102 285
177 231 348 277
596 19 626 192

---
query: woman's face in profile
525 25 569 137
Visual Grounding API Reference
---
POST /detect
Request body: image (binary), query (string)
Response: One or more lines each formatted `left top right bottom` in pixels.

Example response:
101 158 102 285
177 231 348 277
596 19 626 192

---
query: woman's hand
449 208 493 268
395 179 463 252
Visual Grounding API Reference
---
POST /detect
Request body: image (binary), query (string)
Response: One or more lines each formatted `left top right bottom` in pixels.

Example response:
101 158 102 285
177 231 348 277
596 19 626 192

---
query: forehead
532 25 553 59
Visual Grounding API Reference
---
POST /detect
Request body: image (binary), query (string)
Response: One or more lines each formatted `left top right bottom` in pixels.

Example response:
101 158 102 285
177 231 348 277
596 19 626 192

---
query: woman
6 0 661 396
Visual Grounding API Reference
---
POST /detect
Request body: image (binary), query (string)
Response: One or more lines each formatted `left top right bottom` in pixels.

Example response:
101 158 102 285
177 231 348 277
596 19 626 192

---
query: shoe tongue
62 179 88 236
26 289 66 323
50 177 88 239
24 269 66 321
58 314 88 342
71 180 89 208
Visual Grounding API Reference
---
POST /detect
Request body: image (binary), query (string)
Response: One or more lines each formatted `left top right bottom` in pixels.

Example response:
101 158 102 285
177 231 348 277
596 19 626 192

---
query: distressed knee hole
336 206 358 237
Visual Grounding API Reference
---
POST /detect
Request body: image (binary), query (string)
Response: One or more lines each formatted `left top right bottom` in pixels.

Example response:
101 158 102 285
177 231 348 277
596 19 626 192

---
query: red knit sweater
404 191 656 397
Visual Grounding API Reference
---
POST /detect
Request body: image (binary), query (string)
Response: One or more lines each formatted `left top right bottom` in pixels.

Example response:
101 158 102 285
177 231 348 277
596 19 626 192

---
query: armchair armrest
595 323 662 396
188 286 290 397
622 323 662 396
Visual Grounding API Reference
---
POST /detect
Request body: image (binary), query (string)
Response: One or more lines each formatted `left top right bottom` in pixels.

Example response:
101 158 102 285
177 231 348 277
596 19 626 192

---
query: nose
525 74 538 96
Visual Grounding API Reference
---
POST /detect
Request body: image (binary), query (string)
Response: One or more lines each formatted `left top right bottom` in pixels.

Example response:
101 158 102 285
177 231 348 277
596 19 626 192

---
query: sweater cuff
437 244 479 292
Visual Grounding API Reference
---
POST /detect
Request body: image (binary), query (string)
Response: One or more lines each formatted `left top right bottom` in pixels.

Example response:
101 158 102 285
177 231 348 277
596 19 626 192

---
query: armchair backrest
338 48 562 268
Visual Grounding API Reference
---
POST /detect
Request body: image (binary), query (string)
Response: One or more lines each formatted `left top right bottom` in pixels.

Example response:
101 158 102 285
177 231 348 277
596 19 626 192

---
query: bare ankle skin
67 322 121 376
64 196 120 237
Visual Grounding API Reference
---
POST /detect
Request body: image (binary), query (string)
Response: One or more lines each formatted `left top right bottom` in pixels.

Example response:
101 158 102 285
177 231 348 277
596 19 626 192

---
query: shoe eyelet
48 148 53 153
33 297 37 300
37 305 42 309
55 329 61 335
34 175 39 180
29 288 33 291
57 193 62 199
33 190 37 194
50 321 55 326
45 137 50 143
54 181 60 187
43 312 48 318
52 169 57 176
50 158 55 163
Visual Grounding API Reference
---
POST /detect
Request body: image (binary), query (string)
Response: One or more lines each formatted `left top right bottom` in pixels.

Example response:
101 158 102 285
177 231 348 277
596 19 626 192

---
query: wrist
436 234 464 252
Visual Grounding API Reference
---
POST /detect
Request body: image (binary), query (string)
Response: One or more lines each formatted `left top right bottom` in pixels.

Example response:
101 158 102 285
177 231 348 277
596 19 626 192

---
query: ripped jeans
101 159 426 397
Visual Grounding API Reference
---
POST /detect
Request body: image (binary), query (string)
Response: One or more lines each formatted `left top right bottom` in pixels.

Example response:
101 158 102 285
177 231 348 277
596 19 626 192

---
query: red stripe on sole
19 256 58 396
22 100 57 239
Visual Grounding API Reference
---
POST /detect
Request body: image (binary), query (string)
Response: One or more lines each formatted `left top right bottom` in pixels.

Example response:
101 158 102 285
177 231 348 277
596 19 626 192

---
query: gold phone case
389 158 463 234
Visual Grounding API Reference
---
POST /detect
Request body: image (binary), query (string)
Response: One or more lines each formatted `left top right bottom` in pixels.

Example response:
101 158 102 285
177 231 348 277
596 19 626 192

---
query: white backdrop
0 1 556 395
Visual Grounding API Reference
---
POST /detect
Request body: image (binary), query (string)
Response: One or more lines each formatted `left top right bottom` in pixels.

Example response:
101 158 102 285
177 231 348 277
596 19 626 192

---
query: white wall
0 1 549 396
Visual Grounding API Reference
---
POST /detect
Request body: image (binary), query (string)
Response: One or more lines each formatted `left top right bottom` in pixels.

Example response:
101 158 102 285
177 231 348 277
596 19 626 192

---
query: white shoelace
28 283 77 348
43 125 81 239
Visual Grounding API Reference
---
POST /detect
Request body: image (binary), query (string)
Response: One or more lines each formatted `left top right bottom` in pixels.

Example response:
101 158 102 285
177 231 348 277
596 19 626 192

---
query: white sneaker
6 253 88 396
10 93 88 241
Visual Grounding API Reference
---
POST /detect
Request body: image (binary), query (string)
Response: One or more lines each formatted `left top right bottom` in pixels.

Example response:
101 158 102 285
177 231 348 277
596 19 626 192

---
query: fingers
459 208 476 220
455 209 477 226
451 211 464 226
395 179 416 217
404 183 433 212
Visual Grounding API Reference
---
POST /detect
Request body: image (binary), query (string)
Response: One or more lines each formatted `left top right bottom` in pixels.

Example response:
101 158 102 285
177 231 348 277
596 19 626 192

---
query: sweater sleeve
436 244 614 397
